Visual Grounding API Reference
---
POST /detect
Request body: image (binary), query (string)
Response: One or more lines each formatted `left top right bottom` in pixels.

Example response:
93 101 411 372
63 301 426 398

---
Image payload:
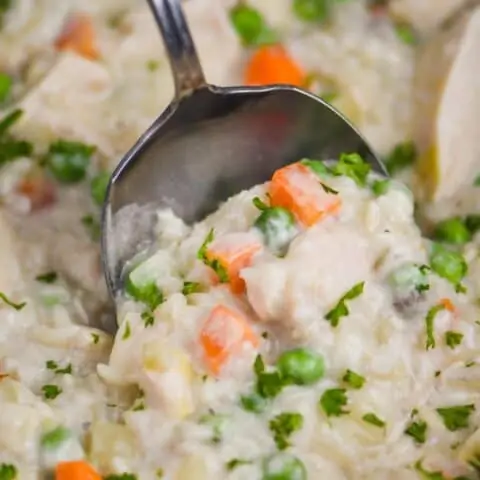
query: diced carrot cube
245 45 305 87
55 461 101 480
206 233 262 294
200 304 259 375
55 14 99 60
269 162 341 226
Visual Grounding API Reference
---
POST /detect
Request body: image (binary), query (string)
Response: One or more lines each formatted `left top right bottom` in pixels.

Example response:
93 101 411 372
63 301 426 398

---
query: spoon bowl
101 0 386 319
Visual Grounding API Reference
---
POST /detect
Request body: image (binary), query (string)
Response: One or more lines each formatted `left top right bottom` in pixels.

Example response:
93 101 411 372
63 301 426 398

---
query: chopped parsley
325 281 365 327
319 388 349 417
362 413 385 428
425 303 448 350
342 369 365 389
436 404 475 432
429 243 467 290
91 333 100 344
81 214 101 241
414 460 446 480
240 392 267 413
90 170 110 206
46 360 72 375
122 321 132 340
445 330 463 349
466 361 476 368
394 22 417 45
35 271 58 284
405 419 427 444
372 178 390 196
384 140 416 175
269 412 304 450
0 292 26 311
141 310 155 327
45 140 95 184
125 275 164 311
300 158 330 177
465 214 480 235
42 384 62 400
0 464 17 480
332 153 371 187
0 73 12 103
197 229 229 283
226 458 252 471
320 182 338 195
182 281 202 295
0 109 22 137
251 354 286 400
229 3 277 46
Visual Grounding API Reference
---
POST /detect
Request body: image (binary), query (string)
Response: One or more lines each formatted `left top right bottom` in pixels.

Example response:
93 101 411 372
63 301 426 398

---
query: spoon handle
146 0 206 96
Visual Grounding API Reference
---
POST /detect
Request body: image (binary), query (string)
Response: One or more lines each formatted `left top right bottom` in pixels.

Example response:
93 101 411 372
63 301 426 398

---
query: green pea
371 179 390 196
434 217 471 245
429 242 467 287
254 207 296 255
46 140 95 183
277 348 325 385
229 3 276 46
41 426 71 450
90 171 111 206
262 453 307 480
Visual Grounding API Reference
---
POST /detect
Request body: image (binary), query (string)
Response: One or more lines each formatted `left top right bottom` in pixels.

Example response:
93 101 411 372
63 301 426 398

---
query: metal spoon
101 0 386 321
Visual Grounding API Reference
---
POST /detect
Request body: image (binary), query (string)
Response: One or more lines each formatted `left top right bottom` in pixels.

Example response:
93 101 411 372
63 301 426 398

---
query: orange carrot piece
244 45 305 87
55 461 101 480
200 304 259 375
269 162 341 226
55 14 99 60
206 233 262 294
439 298 455 313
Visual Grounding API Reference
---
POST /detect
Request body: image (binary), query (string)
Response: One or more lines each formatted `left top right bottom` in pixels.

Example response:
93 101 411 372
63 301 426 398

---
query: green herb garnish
182 281 202 295
104 474 137 480
91 333 100 344
414 460 446 480
90 170 110 206
141 310 155 327
445 330 463 349
384 140 416 175
425 303 449 350
342 369 365 389
0 73 12 103
269 412 304 450
197 229 229 282
35 271 58 284
436 404 475 432
395 22 417 45
46 360 72 374
122 321 131 340
362 412 385 428
0 292 26 311
405 419 427 444
325 281 365 327
81 214 101 241
0 109 22 137
226 458 252 471
332 153 370 187
292 0 330 23
0 464 17 480
42 384 62 400
300 158 330 177
319 388 349 417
